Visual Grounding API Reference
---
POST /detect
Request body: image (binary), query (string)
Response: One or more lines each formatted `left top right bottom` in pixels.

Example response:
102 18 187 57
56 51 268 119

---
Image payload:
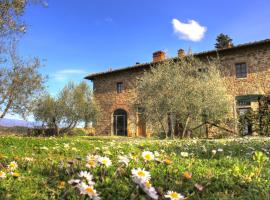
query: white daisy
142 180 158 200
217 148 223 152
68 179 81 186
180 152 189 157
131 168 151 184
86 155 99 168
86 160 97 168
98 156 112 167
78 182 100 200
8 161 18 171
86 155 100 162
78 171 94 185
154 151 160 157
118 155 130 166
23 157 34 162
165 191 184 200
0 171 6 179
142 151 155 161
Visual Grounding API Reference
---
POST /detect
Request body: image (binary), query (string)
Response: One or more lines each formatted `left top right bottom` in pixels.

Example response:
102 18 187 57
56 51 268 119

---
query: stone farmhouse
85 39 270 137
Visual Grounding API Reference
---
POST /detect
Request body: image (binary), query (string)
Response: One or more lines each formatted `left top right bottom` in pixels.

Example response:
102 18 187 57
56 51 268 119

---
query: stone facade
85 39 270 136
91 69 145 136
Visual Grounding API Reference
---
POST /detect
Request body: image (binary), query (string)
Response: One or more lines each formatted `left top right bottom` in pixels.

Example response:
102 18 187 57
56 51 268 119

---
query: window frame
116 82 124 93
235 62 248 79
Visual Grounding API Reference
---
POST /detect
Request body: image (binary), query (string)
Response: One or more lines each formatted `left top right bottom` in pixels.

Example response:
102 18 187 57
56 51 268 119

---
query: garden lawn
0 136 270 200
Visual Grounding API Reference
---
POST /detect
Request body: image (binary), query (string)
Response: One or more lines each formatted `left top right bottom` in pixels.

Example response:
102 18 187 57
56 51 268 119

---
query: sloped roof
85 39 270 80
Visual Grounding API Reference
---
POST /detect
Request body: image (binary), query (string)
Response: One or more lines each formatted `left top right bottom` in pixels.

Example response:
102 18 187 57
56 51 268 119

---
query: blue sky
17 0 270 96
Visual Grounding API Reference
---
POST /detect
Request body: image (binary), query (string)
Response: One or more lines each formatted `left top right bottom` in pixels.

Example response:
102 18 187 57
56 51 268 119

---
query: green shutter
236 94 263 103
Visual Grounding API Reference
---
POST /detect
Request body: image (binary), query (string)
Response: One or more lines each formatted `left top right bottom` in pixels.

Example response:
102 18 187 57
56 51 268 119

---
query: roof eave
85 39 270 80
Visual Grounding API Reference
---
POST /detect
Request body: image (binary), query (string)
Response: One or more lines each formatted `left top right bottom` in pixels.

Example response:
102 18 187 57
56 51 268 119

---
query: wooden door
138 113 146 137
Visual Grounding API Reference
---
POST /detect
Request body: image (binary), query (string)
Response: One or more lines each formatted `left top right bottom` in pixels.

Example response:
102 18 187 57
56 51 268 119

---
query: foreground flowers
10 172 20 178
183 171 192 179
8 161 18 171
141 180 158 199
142 151 155 162
86 155 99 168
78 182 100 200
165 191 185 200
0 171 6 179
98 156 112 167
69 171 100 200
78 171 94 185
118 155 130 166
132 168 151 184
131 168 158 199
180 152 189 157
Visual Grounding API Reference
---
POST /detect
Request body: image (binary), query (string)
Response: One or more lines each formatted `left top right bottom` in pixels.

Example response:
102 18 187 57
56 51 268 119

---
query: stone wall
215 44 270 96
93 69 144 136
92 43 270 136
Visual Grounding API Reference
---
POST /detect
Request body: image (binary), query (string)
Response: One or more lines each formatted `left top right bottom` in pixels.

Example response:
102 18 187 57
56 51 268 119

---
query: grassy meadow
0 136 269 200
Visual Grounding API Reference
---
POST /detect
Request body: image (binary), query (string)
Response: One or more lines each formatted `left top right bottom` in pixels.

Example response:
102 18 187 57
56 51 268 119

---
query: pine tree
215 33 234 49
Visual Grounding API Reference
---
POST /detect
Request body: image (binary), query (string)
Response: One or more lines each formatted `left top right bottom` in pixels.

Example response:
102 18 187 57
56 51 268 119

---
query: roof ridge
85 38 270 80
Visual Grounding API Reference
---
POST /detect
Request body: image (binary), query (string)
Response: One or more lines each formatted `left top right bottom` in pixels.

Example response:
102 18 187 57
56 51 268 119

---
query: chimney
227 42 233 48
153 51 166 63
178 49 185 58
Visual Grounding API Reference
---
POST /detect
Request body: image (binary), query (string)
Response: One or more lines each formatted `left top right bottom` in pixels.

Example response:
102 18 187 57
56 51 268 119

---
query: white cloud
172 19 207 42
52 69 85 81
57 69 85 74
105 17 113 23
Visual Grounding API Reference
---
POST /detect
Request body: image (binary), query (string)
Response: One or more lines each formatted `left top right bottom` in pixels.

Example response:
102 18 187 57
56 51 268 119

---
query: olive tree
134 56 231 138
0 0 47 118
0 0 46 38
33 81 99 135
0 44 45 118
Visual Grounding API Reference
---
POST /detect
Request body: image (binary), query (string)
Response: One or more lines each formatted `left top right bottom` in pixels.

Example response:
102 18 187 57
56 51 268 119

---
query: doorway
113 109 127 136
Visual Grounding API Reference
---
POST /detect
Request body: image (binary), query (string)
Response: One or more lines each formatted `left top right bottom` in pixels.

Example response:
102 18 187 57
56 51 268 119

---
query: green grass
0 136 269 200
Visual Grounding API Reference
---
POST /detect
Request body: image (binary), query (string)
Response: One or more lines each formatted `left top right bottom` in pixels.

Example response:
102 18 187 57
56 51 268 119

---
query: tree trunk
55 125 59 136
182 115 190 138
0 97 13 118
154 108 167 138
170 113 175 139
205 123 209 138
84 121 89 129
233 99 238 135
0 79 17 119
60 120 78 135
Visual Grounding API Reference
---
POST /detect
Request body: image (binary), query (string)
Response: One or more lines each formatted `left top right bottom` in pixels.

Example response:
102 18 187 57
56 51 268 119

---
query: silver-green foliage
135 56 231 136
0 45 45 118
0 0 46 37
33 81 99 135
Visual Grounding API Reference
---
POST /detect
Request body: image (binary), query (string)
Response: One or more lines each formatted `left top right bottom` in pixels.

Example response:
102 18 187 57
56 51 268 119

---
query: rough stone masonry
85 39 270 137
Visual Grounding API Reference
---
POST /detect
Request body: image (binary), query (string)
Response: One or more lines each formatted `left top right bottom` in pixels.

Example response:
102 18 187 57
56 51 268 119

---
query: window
237 100 251 107
235 63 247 78
198 68 208 73
116 82 124 93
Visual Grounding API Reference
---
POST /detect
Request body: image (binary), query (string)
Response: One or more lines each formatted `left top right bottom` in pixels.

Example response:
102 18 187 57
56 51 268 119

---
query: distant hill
0 118 41 128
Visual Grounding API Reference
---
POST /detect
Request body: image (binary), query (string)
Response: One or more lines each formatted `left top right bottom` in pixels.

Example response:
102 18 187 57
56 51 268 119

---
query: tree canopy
0 0 45 38
33 81 99 135
134 56 231 138
0 1 46 119
215 33 234 49
0 43 45 118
